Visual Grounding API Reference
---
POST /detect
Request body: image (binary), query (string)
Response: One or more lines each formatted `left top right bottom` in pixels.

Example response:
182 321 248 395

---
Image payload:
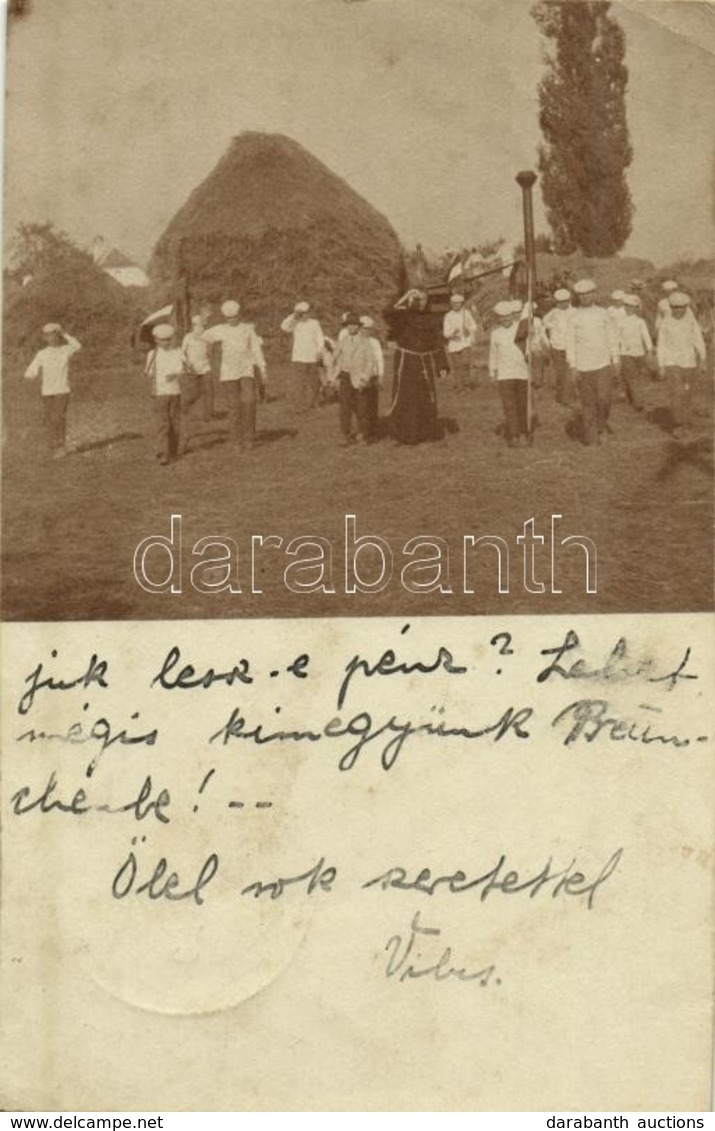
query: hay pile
3 236 140 363
148 132 406 348
532 252 656 296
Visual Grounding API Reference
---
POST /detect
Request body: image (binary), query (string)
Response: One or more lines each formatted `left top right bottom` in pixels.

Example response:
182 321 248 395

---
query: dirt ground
2 344 713 620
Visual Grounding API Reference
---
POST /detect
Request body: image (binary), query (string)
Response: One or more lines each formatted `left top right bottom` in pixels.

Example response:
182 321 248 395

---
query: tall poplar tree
532 0 634 256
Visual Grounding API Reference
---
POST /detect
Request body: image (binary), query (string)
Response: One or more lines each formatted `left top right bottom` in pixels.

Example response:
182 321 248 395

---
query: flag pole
515 170 538 443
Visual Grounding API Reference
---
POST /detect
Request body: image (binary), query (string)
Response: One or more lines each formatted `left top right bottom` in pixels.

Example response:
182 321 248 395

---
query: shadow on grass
564 412 585 443
186 432 230 452
257 427 299 443
655 435 714 481
182 426 299 453
72 431 143 453
647 406 673 435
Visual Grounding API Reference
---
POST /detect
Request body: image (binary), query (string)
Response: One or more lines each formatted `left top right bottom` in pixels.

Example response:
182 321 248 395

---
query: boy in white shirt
607 290 627 330
181 311 214 425
145 323 183 465
280 301 325 413
655 280 679 333
443 293 477 391
489 300 529 447
656 291 707 439
359 315 384 442
24 323 82 458
333 312 374 445
607 289 627 401
203 300 267 450
543 289 572 404
565 279 620 445
618 295 653 412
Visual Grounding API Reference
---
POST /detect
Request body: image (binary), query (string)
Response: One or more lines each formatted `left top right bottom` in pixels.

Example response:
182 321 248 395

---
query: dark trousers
355 387 375 440
178 372 210 451
43 394 69 451
365 383 379 437
531 354 545 390
620 355 645 411
338 373 355 438
551 348 570 404
664 366 696 430
227 377 257 447
180 371 213 422
449 349 472 391
497 380 529 441
340 375 377 440
201 373 214 421
293 361 320 412
577 367 613 444
153 395 181 460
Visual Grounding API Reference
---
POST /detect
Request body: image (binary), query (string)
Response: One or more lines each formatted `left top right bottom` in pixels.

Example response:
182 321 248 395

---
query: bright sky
3 0 715 268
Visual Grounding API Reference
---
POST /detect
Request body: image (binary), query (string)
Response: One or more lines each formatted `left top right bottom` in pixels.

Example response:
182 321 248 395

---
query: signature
384 911 499 986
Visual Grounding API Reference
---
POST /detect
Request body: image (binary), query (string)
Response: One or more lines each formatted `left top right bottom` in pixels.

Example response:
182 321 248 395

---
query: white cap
623 294 641 308
554 289 571 302
221 300 240 318
152 323 175 341
509 299 525 314
662 280 678 292
450 293 465 304
611 289 626 302
295 301 310 314
359 315 374 328
574 279 596 295
494 300 514 318
42 322 62 334
669 291 690 308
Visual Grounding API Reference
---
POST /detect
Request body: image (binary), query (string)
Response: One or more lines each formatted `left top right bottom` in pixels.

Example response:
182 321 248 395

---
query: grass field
2 343 713 620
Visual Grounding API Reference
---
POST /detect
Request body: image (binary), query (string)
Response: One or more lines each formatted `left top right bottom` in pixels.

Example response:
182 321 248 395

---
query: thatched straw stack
148 132 406 349
3 245 140 363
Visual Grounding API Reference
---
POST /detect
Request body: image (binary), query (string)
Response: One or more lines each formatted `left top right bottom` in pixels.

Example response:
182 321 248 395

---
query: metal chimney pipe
515 170 538 300
515 170 538 440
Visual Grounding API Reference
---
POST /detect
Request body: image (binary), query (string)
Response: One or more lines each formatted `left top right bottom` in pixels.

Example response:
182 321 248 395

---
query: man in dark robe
384 289 449 445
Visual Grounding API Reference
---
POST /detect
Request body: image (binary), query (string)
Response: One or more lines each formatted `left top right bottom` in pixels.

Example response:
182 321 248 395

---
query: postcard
1 0 713 1112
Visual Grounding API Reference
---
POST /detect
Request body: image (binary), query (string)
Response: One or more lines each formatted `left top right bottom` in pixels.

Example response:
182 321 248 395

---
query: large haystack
148 132 406 346
533 251 657 295
3 246 140 363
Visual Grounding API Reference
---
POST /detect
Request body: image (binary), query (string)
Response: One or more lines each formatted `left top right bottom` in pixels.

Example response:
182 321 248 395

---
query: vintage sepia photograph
2 1 714 1116
1 0 713 621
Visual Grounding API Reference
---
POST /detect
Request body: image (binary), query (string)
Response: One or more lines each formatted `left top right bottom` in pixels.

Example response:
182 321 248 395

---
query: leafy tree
8 221 94 281
4 222 140 356
514 232 556 257
532 1 634 256
475 236 506 260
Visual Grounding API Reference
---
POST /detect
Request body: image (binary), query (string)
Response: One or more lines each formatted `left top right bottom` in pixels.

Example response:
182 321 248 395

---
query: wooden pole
515 170 538 441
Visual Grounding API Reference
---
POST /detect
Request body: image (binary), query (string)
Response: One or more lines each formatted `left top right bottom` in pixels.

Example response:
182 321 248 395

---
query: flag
172 272 191 339
135 304 174 348
447 256 464 285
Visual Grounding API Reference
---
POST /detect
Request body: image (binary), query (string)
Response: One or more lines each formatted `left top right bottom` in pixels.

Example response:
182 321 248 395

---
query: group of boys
280 303 385 445
144 301 267 464
23 298 385 462
486 278 707 446
23 278 708 461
